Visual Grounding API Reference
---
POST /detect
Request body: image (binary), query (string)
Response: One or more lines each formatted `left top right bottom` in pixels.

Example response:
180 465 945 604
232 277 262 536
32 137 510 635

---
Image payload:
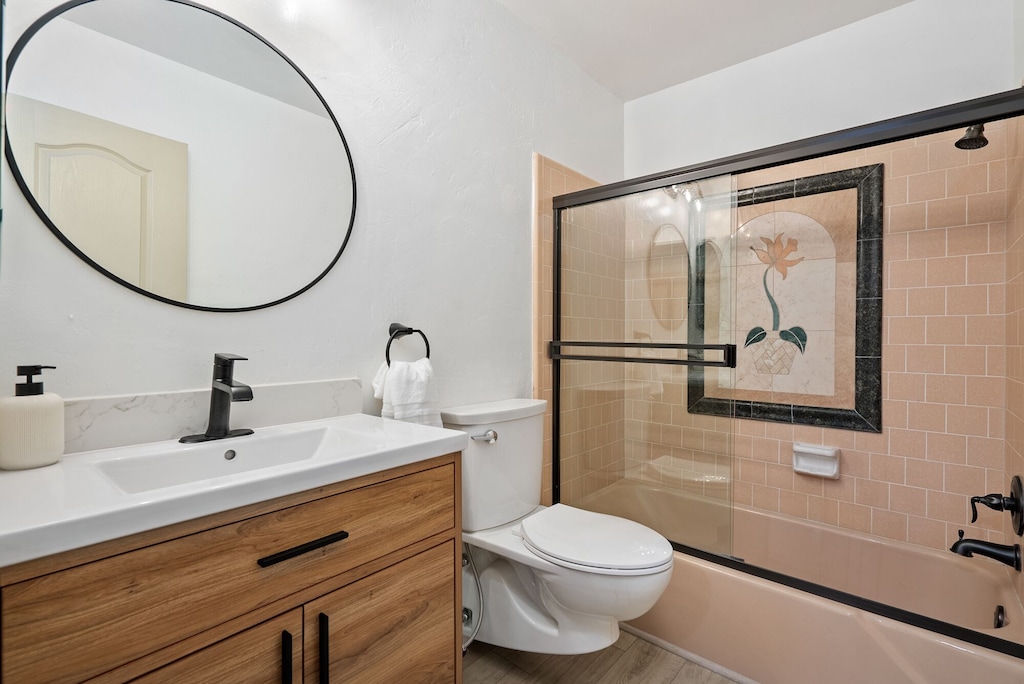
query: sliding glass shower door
551 176 738 557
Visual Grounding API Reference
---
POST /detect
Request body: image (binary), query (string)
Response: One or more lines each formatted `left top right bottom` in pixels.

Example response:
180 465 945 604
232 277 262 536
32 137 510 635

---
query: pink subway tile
872 509 909 542
907 171 946 203
807 496 840 526
885 400 908 429
966 376 1005 408
907 402 946 432
967 253 1005 284
946 285 990 315
855 478 890 508
943 463 988 496
928 140 969 172
890 203 927 233
946 224 991 255
925 374 966 404
967 191 1007 224
946 164 989 197
927 489 969 524
908 515 948 550
907 289 945 316
870 453 907 483
907 458 945 489
926 256 967 287
945 346 987 376
927 432 968 464
888 316 927 345
780 490 809 518
966 436 1006 469
926 197 967 229
890 485 927 516
892 145 930 177
905 345 944 373
888 373 926 401
926 316 967 345
752 485 780 511
967 315 1004 345
766 463 794 490
839 502 873 533
823 475 857 503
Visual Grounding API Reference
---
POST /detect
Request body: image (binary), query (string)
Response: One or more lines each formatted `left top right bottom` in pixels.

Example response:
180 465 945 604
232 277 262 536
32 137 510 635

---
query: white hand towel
372 362 395 419
372 358 442 427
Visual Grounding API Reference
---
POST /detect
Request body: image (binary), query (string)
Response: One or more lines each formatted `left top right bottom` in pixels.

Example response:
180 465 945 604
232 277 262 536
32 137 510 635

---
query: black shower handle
971 493 1017 523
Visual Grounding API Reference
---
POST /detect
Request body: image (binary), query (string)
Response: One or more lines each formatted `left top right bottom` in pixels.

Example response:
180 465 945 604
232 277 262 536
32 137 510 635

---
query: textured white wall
0 0 623 411
625 0 1018 177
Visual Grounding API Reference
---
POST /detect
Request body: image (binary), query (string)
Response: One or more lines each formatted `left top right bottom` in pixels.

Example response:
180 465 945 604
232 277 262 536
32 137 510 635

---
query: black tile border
687 164 884 432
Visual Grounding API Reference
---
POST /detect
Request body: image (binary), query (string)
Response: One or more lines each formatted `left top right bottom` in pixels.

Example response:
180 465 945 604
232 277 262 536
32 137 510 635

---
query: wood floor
463 631 738 684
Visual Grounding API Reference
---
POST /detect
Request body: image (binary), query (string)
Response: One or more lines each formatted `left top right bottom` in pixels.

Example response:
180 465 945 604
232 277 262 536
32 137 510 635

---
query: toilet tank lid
440 398 547 425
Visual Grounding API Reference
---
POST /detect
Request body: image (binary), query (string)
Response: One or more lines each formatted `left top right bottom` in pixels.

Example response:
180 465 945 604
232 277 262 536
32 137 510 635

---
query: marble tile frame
688 164 884 432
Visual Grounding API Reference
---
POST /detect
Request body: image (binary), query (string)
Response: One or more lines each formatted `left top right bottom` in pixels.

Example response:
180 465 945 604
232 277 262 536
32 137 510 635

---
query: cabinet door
131 609 302 683
305 541 456 683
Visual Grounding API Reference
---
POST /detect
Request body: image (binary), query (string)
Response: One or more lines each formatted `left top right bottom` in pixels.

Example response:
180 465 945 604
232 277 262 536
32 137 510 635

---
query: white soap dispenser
0 365 65 470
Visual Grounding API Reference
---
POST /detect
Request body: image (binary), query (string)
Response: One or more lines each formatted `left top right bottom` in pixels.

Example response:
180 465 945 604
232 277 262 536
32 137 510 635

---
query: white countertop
0 414 467 567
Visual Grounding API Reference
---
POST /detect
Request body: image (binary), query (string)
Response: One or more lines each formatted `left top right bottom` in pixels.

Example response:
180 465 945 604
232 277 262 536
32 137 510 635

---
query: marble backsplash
63 378 362 454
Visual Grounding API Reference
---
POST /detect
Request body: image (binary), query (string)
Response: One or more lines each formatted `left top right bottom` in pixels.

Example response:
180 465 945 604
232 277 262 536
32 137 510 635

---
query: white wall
625 0 1018 177
0 0 623 410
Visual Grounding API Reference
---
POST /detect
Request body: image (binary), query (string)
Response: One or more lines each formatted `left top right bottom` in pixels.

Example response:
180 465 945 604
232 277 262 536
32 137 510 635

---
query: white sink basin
0 413 469 567
97 426 332 494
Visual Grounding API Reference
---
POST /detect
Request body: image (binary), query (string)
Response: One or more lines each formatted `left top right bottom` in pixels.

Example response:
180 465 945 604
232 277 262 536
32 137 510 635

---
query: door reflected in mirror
4 0 356 311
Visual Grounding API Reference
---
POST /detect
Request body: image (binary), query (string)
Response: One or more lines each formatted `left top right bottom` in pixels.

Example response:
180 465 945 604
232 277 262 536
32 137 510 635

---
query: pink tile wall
533 155 600 505
1004 118 1024 605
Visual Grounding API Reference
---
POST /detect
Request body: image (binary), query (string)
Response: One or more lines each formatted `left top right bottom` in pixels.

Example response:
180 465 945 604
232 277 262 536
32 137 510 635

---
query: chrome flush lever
471 430 498 444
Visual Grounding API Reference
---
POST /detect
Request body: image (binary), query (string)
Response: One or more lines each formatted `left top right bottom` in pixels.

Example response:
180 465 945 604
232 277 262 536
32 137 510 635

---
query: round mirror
647 223 688 330
4 0 356 311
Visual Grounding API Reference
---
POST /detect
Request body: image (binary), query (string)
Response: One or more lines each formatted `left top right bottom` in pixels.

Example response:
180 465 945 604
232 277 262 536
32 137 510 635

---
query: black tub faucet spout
950 530 1021 571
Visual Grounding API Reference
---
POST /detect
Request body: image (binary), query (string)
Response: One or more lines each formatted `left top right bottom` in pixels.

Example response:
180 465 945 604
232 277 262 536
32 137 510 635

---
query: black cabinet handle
257 530 350 568
318 612 330 684
281 630 293 684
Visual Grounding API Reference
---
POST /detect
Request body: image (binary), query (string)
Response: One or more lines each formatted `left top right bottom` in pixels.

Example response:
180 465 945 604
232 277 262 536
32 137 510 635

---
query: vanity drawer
1 462 454 684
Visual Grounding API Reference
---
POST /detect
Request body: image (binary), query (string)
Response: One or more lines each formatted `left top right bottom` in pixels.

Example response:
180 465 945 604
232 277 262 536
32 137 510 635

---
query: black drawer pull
319 612 330 684
257 530 350 568
281 630 293 684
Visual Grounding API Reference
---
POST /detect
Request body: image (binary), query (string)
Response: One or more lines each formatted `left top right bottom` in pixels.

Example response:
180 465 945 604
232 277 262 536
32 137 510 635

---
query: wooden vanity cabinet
131 609 304 683
0 453 462 684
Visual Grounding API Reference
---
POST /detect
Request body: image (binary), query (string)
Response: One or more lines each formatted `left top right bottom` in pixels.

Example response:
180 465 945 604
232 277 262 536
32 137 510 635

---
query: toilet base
464 548 620 655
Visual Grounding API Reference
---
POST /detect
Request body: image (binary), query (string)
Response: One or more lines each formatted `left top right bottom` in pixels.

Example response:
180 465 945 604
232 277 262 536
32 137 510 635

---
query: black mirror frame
4 0 357 312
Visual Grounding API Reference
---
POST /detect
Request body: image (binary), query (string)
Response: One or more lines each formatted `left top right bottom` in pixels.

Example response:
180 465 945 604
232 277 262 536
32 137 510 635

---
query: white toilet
441 398 673 655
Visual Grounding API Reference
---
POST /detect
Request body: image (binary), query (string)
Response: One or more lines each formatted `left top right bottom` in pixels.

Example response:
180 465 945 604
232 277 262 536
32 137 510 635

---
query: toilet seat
520 504 673 576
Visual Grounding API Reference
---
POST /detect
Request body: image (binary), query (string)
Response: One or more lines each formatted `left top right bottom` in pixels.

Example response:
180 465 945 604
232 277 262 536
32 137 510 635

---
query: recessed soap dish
793 442 840 479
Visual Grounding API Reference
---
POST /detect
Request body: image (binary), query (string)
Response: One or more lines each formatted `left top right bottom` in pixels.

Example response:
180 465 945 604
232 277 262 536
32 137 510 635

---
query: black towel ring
386 323 430 366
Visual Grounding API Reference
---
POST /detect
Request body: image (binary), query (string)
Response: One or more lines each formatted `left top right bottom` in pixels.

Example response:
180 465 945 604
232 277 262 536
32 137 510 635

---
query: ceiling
497 0 912 101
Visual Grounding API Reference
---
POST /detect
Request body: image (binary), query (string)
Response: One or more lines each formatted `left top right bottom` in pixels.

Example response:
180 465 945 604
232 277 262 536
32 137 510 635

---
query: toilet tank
441 398 547 532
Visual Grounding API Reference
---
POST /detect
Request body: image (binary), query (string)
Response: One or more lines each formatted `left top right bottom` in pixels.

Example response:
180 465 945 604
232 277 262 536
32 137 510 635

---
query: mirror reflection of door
7 94 187 299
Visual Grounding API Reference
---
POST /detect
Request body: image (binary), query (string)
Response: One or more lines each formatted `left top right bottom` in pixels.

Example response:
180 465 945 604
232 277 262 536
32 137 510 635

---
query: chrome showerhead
955 124 988 150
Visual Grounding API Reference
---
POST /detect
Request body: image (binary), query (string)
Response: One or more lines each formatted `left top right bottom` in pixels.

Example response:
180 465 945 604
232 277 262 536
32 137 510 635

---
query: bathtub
578 480 1024 684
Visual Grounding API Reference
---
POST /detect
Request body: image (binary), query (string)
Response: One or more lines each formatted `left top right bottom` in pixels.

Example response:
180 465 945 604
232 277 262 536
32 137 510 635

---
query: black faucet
950 530 1021 571
180 353 254 443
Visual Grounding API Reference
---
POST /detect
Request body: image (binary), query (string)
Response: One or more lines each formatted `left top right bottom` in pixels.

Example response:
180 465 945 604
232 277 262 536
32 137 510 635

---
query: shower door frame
549 86 1024 660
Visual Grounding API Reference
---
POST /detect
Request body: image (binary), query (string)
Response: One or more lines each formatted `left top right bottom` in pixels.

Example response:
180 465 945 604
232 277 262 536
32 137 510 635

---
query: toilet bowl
442 398 673 655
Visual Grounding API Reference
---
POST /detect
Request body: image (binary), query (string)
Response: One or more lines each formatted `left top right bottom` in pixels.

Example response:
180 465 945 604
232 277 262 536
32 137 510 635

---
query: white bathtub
578 480 1024 683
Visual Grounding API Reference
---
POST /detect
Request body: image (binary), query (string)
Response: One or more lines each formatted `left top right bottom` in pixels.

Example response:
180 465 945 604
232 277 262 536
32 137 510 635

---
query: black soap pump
0 365 65 470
